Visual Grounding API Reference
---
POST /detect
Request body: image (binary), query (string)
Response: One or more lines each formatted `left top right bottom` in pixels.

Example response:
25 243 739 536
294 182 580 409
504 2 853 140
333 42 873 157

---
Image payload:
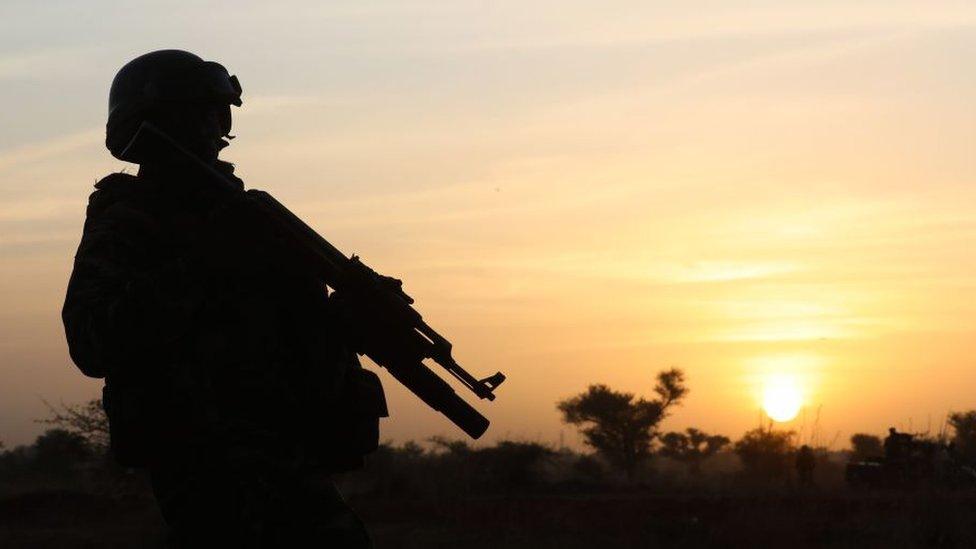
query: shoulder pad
88 173 158 219
93 172 140 191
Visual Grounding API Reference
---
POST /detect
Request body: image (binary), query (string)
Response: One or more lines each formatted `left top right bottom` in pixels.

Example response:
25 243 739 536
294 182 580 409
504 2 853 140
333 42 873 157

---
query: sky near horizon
1 1 975 448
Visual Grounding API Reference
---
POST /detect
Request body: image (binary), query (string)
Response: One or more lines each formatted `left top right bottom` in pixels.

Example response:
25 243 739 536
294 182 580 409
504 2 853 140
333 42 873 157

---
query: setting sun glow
762 376 803 423
2 2 976 451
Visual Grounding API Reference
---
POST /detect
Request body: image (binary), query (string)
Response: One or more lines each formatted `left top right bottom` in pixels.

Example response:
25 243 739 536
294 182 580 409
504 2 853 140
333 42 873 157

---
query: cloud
0 197 77 222
275 1 976 55
0 128 101 172
0 47 103 80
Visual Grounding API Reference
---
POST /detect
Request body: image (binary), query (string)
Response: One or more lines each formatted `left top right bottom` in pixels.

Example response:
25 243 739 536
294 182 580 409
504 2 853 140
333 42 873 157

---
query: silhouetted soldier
795 444 815 488
62 50 385 548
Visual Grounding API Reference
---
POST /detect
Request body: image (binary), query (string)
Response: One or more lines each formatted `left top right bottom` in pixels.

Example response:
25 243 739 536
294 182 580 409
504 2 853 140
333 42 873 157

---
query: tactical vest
64 172 386 470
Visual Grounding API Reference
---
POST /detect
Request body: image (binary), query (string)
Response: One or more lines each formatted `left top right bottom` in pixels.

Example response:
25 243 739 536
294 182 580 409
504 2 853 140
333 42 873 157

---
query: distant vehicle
846 431 976 489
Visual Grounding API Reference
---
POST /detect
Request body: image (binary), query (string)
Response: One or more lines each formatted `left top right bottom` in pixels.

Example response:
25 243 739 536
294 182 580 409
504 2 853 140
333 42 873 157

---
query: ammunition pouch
345 367 388 454
315 366 388 473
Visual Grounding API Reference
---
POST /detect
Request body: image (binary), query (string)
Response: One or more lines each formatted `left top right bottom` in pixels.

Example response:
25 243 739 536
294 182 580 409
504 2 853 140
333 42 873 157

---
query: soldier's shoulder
94 171 139 190
86 172 165 226
91 171 166 202
92 172 165 196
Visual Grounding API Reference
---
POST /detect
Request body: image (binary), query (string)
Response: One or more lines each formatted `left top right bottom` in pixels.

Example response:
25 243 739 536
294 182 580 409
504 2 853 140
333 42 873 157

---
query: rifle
122 122 505 438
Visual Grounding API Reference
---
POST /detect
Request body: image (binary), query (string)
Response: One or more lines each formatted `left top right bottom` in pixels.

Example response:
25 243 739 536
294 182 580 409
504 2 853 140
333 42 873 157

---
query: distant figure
62 50 384 547
795 445 816 488
884 427 912 464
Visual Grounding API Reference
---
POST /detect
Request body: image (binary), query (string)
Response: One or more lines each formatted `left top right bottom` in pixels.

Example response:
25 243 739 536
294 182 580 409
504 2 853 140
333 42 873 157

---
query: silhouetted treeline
0 429 93 482
6 393 976 498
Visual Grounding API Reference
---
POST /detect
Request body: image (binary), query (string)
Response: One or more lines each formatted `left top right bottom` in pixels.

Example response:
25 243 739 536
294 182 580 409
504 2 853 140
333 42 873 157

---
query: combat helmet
106 49 242 162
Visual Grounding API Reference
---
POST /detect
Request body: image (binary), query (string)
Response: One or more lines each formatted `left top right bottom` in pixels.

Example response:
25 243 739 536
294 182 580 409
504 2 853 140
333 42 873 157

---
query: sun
762 375 802 422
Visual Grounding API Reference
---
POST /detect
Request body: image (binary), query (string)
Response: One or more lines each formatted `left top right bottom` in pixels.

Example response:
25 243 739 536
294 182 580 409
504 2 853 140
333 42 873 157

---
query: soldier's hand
326 289 387 353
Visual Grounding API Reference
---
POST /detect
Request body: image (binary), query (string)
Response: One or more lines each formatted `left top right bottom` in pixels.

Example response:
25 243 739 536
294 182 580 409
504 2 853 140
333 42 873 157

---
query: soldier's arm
62 197 206 378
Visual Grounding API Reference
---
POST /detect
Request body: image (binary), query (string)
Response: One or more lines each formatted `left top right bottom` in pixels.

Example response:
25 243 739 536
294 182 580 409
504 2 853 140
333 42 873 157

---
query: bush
734 427 795 482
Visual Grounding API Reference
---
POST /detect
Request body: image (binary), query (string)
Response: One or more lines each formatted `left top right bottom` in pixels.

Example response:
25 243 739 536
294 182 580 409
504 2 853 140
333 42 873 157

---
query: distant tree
399 440 426 459
428 436 472 455
38 398 109 453
32 428 93 477
364 440 434 496
734 426 795 480
478 441 555 488
948 411 976 463
571 454 607 482
558 368 688 478
0 445 34 478
849 433 883 461
660 428 730 474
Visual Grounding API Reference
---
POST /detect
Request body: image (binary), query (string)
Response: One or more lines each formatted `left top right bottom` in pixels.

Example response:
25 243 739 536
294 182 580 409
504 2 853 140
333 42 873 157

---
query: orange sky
1 1 975 448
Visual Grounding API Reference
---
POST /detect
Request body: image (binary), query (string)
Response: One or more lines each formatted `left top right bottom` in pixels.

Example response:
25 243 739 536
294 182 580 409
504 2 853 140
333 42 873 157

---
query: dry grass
3 487 976 548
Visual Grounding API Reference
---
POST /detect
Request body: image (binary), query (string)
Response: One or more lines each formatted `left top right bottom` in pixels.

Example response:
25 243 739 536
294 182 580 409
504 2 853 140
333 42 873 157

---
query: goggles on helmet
146 61 243 107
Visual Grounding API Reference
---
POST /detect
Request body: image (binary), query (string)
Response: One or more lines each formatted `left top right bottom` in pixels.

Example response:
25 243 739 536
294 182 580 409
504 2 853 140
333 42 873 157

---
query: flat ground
2 490 975 548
